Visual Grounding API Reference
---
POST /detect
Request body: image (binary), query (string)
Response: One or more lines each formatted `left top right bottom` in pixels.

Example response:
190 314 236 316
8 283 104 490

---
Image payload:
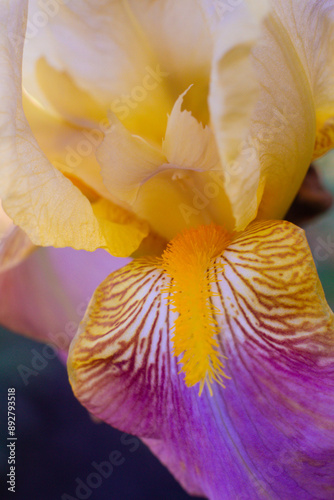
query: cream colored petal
26 0 212 104
210 0 334 230
127 0 213 122
98 91 221 208
96 115 167 205
23 93 113 203
256 0 334 219
35 57 108 128
273 0 334 110
1 4 149 257
27 0 158 105
97 100 233 240
162 89 220 172
209 0 271 230
0 2 105 251
24 0 213 137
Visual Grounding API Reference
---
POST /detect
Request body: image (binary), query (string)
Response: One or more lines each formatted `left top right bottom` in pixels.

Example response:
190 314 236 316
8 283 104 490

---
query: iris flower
1 0 334 498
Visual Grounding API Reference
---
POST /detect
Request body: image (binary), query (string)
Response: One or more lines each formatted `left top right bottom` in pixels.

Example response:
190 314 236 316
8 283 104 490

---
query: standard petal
97 96 233 240
0 244 129 348
26 0 212 111
256 0 334 220
96 115 167 205
23 93 111 201
162 89 220 172
22 95 151 257
208 0 271 230
210 0 334 230
0 2 106 251
69 220 334 499
35 57 107 129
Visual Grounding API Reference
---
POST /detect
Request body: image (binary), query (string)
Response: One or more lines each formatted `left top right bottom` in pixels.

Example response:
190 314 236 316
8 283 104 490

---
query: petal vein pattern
69 258 174 437
69 220 334 499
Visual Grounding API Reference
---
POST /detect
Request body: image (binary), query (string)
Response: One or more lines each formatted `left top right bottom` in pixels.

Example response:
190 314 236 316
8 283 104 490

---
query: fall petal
68 220 334 499
0 244 129 348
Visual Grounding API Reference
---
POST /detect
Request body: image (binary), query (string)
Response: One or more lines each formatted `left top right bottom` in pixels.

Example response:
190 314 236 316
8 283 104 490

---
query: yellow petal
209 0 334 230
256 0 334 222
97 93 235 240
162 89 220 172
24 1 213 141
23 92 113 203
313 108 334 160
36 57 107 128
96 115 167 205
0 4 146 258
209 0 270 230
0 3 106 251
24 89 152 257
92 198 149 258
26 0 174 142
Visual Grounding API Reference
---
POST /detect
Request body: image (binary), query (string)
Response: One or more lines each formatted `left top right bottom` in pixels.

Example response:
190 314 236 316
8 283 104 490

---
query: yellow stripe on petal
313 109 334 160
160 225 232 395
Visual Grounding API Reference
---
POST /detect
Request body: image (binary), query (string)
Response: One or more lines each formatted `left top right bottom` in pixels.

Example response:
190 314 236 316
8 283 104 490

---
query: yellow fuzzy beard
160 224 232 395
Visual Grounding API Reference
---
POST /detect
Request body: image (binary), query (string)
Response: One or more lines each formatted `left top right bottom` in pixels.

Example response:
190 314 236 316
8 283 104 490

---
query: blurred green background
306 152 334 306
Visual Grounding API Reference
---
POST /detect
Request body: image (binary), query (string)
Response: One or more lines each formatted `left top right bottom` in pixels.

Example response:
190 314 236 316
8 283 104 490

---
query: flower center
160 224 232 395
